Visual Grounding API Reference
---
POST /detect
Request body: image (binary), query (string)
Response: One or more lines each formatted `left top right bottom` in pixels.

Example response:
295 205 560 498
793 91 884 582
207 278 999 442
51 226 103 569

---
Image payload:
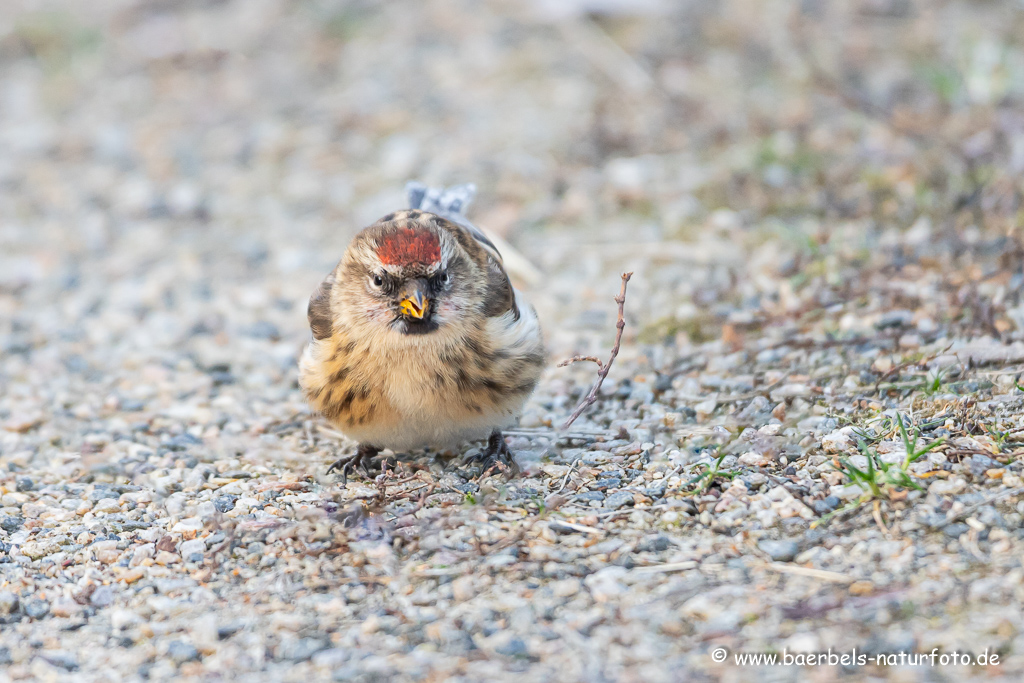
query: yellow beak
399 291 428 319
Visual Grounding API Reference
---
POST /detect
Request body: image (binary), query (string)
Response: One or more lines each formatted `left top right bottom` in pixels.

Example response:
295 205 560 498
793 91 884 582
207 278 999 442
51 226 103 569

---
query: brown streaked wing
481 259 518 320
461 222 504 266
432 215 518 320
307 272 336 340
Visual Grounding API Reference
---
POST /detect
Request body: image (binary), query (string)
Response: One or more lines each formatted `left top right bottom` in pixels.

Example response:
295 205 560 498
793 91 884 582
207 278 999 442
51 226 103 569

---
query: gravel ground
4 1 1024 681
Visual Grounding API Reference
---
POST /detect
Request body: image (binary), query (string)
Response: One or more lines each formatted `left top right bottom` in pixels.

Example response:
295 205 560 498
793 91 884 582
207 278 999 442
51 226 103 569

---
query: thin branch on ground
409 484 436 515
674 375 790 404
204 514 237 569
872 499 894 539
343 469 445 515
554 458 582 495
927 487 1024 529
560 272 633 430
760 562 856 584
558 355 606 371
872 343 953 393
763 332 892 352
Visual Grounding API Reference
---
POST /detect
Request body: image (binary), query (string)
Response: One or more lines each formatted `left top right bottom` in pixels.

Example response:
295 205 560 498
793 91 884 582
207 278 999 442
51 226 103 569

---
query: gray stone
942 523 971 538
39 651 78 671
90 585 115 607
637 534 671 552
24 599 49 620
813 496 841 515
644 480 668 498
758 539 799 562
605 492 635 510
88 488 119 502
970 454 1000 477
166 640 200 664
496 637 529 657
0 591 19 615
876 310 914 329
581 451 611 465
741 472 768 488
179 538 206 558
217 622 245 640
975 505 1005 528
245 321 280 340
277 637 328 661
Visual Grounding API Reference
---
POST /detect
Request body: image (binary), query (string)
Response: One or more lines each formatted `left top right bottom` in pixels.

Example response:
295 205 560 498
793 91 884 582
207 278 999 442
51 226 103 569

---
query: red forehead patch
377 228 441 266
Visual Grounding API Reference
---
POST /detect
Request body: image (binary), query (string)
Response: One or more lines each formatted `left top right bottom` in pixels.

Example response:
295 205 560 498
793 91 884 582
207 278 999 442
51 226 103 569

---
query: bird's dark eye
436 271 449 285
371 274 384 288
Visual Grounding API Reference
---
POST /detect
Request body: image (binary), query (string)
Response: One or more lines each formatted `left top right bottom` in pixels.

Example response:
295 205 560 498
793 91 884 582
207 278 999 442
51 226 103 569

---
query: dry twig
553 458 582 495
409 484 436 515
872 499 894 539
872 343 954 393
760 562 856 584
560 272 633 430
558 355 605 370
547 520 604 536
927 487 1024 529
631 560 698 574
674 375 790 404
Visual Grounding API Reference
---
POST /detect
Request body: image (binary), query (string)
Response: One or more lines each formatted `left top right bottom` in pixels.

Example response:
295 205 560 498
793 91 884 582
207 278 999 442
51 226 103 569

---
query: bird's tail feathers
406 181 477 220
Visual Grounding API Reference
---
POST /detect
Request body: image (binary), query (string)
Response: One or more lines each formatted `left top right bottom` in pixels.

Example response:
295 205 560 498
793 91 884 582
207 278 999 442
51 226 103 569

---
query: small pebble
604 492 635 510
167 641 200 664
0 591 19 615
39 651 78 671
758 539 799 562
24 599 49 620
942 523 971 538
91 586 115 607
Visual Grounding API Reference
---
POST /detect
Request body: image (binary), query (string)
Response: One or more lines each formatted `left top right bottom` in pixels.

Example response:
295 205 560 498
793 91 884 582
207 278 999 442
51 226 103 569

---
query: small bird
299 183 545 482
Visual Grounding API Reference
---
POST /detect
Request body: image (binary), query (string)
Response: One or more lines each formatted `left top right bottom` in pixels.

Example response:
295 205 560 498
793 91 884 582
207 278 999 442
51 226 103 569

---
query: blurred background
2 0 1024 434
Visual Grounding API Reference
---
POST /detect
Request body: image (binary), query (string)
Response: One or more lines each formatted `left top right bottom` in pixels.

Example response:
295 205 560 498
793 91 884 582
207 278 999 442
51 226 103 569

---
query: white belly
342 397 523 451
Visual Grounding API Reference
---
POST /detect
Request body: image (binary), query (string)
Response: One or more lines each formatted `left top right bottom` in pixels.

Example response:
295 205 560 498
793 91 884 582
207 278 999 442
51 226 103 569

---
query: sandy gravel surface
3 1 1024 681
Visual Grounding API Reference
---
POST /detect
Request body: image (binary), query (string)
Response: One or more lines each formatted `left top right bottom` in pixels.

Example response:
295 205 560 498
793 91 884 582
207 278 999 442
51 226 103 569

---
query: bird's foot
464 431 520 478
327 444 381 485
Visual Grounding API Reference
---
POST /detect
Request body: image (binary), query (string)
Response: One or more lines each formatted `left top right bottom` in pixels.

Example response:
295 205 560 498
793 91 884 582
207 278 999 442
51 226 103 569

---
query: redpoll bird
299 183 545 481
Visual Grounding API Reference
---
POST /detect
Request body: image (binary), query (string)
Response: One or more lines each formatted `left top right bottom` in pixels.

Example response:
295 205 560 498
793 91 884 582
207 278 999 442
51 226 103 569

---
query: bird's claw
464 431 520 479
327 446 378 485
325 457 363 486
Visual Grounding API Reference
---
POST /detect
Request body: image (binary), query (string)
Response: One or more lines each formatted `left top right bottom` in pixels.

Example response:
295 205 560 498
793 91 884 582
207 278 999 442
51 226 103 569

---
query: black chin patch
395 317 439 335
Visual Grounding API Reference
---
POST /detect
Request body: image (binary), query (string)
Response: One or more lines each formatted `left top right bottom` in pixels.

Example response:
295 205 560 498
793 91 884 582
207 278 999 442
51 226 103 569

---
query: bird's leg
464 430 520 478
327 444 380 485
